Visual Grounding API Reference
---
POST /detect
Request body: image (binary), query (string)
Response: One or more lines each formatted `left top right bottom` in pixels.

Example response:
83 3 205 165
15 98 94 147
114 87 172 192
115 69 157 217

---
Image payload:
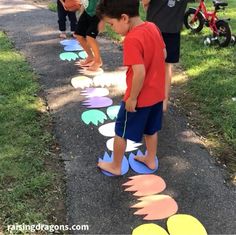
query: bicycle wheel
213 20 232 47
184 8 204 33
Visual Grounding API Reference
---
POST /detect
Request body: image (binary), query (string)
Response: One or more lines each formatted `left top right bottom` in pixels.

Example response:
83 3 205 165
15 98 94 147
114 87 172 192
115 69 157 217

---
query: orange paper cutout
122 174 166 196
132 195 178 220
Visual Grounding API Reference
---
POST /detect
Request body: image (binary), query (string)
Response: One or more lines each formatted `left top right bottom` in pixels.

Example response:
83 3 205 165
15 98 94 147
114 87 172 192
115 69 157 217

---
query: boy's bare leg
134 132 158 170
163 63 172 112
75 35 94 64
97 135 126 175
86 36 103 71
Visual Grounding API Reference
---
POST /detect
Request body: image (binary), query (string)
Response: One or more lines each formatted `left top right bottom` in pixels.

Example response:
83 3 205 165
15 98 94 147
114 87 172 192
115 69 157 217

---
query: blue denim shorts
115 101 163 142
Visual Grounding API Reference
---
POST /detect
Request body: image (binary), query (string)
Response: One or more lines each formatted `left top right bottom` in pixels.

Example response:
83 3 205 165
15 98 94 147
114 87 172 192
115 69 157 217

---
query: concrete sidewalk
0 0 235 234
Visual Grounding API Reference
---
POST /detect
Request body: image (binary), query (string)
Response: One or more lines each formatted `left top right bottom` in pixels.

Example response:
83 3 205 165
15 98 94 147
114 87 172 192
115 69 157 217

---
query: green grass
0 31 64 232
48 2 57 12
180 0 236 171
105 1 236 173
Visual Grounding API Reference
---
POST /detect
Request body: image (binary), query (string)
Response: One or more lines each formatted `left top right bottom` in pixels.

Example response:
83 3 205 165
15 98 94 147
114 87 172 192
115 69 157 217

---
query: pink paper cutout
122 174 166 197
132 195 178 220
82 97 113 108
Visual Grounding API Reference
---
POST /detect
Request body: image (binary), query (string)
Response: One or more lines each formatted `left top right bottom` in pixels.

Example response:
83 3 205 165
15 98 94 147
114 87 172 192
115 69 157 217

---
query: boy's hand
125 98 137 112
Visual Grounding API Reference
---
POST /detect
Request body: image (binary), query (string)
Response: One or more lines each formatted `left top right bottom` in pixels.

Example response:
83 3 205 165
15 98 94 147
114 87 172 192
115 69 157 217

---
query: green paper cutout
106 105 120 120
60 52 79 61
78 51 87 59
81 110 107 126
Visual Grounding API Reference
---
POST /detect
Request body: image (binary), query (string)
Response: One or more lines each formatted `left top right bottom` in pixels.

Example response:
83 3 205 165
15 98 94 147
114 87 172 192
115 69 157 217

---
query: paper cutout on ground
128 150 158 174
132 224 169 235
64 44 83 52
106 105 120 120
80 88 109 98
81 68 104 76
60 39 78 46
106 138 142 152
82 97 113 108
167 214 207 235
93 71 126 87
81 110 107 126
59 52 79 61
71 76 93 89
132 195 178 220
98 122 115 137
122 174 166 197
98 152 129 176
78 51 87 59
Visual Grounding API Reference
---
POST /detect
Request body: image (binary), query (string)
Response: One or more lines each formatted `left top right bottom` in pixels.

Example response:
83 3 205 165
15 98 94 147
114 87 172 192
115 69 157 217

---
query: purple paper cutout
128 150 159 174
82 97 113 108
81 88 109 98
98 152 129 176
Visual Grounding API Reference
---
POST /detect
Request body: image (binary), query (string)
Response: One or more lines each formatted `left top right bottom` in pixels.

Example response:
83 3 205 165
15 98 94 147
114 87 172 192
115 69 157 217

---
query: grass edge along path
177 0 236 180
0 31 66 233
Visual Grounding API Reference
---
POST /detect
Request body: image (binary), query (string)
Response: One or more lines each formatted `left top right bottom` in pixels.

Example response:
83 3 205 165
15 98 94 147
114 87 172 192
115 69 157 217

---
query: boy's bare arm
125 64 145 112
141 0 151 10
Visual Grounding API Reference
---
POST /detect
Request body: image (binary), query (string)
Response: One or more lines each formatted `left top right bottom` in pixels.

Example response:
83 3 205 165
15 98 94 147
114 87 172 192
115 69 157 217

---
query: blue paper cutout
64 44 83 51
128 150 158 174
60 39 78 46
98 152 129 176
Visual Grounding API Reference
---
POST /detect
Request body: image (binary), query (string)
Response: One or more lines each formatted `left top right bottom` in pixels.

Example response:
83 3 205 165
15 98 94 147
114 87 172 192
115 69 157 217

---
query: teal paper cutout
81 109 107 126
78 51 87 59
60 52 79 61
106 105 120 120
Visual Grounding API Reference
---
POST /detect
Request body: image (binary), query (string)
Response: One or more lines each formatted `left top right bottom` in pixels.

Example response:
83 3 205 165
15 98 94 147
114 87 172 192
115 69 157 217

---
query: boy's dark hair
96 0 140 19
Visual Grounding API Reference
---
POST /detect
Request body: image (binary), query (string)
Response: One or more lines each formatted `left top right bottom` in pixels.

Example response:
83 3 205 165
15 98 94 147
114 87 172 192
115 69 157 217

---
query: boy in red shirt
97 0 166 175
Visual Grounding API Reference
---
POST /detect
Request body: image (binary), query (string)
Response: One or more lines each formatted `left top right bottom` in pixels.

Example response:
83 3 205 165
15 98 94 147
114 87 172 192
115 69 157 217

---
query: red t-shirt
123 22 166 107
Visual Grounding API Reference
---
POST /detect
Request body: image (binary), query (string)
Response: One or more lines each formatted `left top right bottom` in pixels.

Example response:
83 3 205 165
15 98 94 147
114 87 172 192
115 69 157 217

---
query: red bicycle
184 0 234 47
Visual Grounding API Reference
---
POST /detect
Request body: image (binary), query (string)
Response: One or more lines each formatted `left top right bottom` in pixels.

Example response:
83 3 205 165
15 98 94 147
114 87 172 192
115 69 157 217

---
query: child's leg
57 0 67 37
67 11 77 33
134 132 158 170
97 135 126 175
163 63 172 112
76 35 94 64
86 36 102 71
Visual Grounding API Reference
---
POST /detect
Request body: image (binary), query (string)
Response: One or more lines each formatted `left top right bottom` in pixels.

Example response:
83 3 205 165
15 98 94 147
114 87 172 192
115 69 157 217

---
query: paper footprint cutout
80 88 109 98
93 71 126 87
64 44 83 51
98 122 115 137
59 52 79 61
106 138 142 152
132 195 178 220
167 214 207 235
98 152 129 176
82 97 113 108
78 51 87 59
132 224 169 235
60 39 78 46
128 150 158 174
81 68 104 76
122 174 166 197
71 76 93 89
81 109 107 126
106 105 120 120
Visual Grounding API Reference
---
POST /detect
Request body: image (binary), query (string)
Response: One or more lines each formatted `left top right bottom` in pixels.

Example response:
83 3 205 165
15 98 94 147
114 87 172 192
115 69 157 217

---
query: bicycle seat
213 0 228 8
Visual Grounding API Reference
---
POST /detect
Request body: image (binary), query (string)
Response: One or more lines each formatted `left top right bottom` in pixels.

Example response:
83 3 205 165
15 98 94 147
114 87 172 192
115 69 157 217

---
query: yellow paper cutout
167 214 207 235
132 223 169 235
